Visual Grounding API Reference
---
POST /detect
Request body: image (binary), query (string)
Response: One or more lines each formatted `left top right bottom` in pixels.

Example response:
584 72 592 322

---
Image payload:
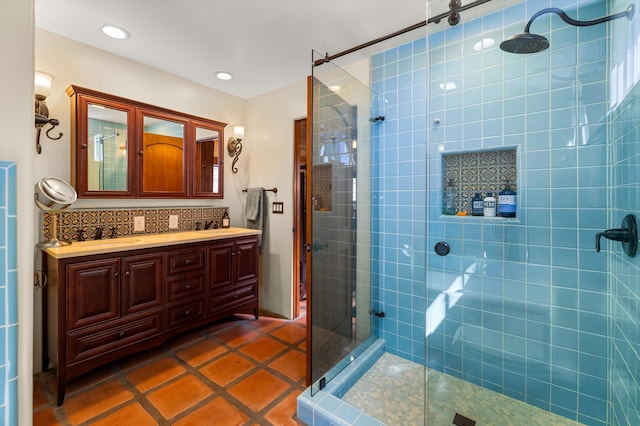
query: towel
245 187 263 221
245 187 265 250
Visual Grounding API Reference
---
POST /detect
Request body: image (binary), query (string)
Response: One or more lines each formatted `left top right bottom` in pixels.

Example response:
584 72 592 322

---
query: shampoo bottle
483 192 496 217
472 193 484 216
443 179 457 215
498 181 517 218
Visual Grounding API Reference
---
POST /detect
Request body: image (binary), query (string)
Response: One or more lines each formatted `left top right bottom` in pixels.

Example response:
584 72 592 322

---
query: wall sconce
227 125 244 173
34 70 63 154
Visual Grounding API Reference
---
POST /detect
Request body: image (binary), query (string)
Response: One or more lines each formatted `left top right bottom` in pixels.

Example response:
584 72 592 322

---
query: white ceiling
35 0 510 100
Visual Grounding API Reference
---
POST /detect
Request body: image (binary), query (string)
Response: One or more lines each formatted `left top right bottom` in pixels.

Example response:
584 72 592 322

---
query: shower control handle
596 229 628 251
595 214 637 257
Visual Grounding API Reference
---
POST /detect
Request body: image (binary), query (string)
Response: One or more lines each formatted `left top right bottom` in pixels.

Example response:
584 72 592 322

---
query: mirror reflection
142 115 185 193
87 103 128 191
195 126 220 193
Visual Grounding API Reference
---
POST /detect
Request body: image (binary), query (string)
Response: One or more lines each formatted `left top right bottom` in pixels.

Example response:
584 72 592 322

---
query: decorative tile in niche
442 148 517 215
312 164 333 211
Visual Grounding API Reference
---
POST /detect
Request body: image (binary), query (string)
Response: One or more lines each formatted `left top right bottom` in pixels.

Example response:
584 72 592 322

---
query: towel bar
242 187 277 193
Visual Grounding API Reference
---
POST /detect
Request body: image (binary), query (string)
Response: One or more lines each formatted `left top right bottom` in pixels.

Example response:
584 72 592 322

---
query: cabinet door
234 237 259 283
68 88 137 198
122 253 163 316
208 240 234 293
139 110 188 197
192 120 224 198
67 258 120 330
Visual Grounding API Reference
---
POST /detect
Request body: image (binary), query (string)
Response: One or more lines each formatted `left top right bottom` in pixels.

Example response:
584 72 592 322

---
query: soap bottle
221 211 230 228
443 179 457 215
498 180 517 218
471 193 484 216
483 192 496 217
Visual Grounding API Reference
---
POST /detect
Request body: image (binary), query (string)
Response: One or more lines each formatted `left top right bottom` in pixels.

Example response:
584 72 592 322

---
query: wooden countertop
43 227 261 259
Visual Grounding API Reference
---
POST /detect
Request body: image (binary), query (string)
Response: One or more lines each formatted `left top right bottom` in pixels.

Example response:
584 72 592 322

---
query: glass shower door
309 54 374 394
424 0 631 424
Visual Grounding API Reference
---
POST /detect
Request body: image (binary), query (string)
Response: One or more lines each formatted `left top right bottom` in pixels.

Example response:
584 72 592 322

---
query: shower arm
523 5 634 34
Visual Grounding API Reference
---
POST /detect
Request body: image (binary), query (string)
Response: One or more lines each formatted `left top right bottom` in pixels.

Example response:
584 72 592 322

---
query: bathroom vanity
42 228 260 405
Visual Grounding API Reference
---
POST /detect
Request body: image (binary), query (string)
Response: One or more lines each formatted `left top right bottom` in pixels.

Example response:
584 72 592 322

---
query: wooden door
293 117 308 319
142 133 184 192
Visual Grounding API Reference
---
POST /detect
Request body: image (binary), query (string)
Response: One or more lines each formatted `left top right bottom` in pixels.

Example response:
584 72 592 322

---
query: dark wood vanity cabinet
207 237 259 316
45 234 259 405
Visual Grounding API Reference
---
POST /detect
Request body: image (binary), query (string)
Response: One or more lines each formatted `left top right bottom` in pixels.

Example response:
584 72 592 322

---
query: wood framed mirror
67 85 226 199
193 120 223 197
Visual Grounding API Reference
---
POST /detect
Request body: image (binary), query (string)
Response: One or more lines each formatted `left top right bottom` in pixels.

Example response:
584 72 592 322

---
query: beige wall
245 81 307 319
1 1 35 423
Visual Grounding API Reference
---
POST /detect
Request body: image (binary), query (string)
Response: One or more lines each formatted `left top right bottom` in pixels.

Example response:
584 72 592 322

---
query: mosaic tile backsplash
42 206 229 242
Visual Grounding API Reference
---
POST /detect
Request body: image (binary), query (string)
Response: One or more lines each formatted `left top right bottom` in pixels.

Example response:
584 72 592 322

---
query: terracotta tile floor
34 306 307 425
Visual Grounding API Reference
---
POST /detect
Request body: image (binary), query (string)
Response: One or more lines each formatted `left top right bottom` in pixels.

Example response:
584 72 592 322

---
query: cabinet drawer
67 312 162 365
167 273 205 303
166 247 206 276
208 283 256 312
166 299 204 330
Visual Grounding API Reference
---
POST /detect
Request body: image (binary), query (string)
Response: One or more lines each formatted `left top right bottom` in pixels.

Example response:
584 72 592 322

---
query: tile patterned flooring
33 308 307 425
343 353 583 426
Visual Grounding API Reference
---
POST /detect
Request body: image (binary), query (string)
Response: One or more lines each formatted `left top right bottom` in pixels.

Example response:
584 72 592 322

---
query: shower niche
442 148 517 217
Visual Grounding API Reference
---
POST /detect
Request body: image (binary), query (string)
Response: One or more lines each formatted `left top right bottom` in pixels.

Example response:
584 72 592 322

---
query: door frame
292 117 306 320
302 76 313 386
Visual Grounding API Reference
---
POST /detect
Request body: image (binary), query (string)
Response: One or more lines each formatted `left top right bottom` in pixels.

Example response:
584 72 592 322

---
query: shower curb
297 338 386 425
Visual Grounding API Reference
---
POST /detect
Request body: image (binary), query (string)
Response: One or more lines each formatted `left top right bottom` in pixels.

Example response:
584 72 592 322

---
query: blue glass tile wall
609 0 640 424
369 1 633 424
371 37 428 364
0 161 17 425
88 118 128 191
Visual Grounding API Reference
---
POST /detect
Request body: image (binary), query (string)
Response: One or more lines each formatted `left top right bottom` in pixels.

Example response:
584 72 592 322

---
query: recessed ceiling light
216 72 233 81
100 24 130 40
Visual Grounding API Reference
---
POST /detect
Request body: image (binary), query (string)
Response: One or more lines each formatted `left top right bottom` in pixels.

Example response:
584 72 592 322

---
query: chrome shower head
501 5 634 54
